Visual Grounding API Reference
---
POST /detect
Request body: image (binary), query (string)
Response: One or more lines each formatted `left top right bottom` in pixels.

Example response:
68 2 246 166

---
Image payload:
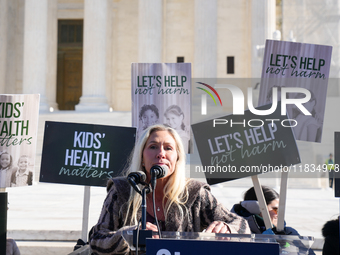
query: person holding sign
231 186 316 255
6 202 21 255
89 125 250 254
231 186 300 235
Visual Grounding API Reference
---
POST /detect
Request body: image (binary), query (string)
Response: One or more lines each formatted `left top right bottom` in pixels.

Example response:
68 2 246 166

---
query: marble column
46 0 58 111
76 0 110 111
194 0 217 78
0 0 8 93
22 0 49 112
138 0 163 62
251 0 276 78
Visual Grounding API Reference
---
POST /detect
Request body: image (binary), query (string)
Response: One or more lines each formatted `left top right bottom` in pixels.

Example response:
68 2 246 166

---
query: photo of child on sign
137 104 160 138
263 85 324 142
11 155 33 187
0 152 15 188
289 90 322 142
164 105 190 153
0 152 34 188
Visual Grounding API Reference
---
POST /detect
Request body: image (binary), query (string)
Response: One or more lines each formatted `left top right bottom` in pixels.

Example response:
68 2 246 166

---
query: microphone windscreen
135 171 146 182
151 165 169 178
161 165 169 177
128 171 146 183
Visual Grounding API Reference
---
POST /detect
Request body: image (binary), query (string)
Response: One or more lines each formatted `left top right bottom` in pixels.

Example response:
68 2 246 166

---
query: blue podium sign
146 238 279 255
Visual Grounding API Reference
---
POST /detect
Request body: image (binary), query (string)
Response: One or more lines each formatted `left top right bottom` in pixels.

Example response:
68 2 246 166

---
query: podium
122 231 314 255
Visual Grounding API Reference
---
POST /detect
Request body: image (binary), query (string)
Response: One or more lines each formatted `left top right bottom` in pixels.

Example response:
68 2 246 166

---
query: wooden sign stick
277 169 288 232
0 192 7 255
81 186 91 242
251 175 272 230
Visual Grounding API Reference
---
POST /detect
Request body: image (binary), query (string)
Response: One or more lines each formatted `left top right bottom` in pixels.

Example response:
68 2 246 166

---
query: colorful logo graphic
196 82 223 106
196 82 222 115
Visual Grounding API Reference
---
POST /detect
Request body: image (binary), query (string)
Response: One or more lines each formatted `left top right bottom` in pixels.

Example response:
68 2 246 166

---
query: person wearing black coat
322 218 339 255
231 186 316 255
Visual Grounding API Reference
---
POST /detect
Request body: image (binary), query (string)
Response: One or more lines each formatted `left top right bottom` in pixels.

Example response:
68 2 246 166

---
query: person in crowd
322 217 339 255
11 155 33 187
89 124 250 254
325 153 335 188
6 238 20 255
0 152 15 188
231 186 316 255
164 105 190 153
6 202 20 255
231 186 286 234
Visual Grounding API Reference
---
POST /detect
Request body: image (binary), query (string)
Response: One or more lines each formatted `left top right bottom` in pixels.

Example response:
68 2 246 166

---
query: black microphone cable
152 181 162 239
150 165 168 239
135 219 141 255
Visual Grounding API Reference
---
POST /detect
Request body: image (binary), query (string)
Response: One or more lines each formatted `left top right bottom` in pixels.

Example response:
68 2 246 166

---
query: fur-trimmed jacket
89 178 250 254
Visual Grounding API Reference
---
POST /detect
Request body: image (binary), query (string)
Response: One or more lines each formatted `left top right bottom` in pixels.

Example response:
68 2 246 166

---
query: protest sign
0 94 40 188
191 104 300 185
131 63 191 153
258 40 332 143
40 121 136 187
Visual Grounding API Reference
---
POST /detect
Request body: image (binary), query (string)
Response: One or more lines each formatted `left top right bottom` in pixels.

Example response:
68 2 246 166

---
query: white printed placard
131 63 192 153
0 94 40 188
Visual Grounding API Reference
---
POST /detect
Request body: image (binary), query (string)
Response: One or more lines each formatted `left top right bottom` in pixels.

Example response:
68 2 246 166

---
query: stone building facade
1 0 340 186
0 0 279 112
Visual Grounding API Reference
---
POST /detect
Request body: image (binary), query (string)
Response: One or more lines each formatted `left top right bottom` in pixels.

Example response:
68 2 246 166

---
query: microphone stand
141 186 148 230
133 184 152 254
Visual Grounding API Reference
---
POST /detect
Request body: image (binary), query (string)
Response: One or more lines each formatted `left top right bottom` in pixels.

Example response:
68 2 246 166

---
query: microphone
150 165 169 189
127 171 146 194
128 171 146 184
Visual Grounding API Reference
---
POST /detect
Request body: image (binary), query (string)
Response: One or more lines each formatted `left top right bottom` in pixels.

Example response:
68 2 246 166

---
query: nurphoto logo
197 83 312 116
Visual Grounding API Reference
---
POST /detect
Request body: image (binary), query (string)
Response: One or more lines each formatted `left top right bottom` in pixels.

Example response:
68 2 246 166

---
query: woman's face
142 130 178 180
165 112 183 130
1 154 10 168
267 198 279 227
142 109 158 129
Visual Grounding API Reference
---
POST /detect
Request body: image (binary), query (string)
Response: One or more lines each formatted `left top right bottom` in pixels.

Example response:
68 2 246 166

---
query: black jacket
322 218 339 255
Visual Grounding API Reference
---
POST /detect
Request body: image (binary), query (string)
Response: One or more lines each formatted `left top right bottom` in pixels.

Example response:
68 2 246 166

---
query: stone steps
8 230 83 255
16 241 76 255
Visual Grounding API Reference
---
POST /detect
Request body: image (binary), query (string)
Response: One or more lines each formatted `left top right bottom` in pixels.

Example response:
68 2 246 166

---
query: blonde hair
123 124 188 225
